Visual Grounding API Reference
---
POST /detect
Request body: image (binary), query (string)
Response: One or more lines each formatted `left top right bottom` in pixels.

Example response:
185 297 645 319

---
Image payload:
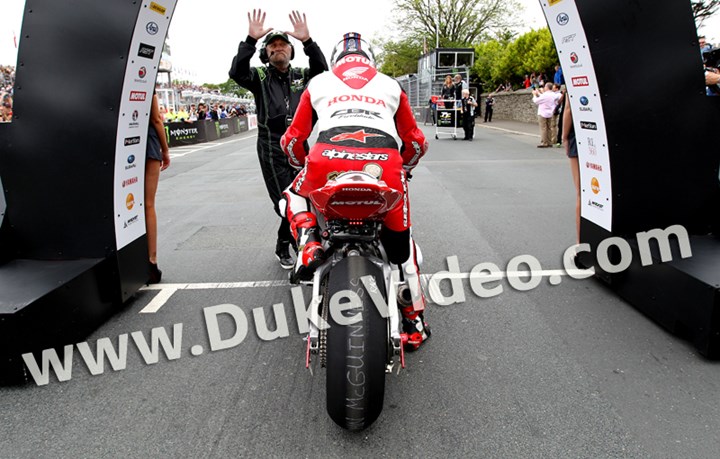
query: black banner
165 121 206 147
236 116 248 133
164 117 250 145
436 108 459 128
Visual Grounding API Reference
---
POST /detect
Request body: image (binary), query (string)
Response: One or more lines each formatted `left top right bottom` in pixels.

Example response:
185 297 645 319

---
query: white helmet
330 32 376 67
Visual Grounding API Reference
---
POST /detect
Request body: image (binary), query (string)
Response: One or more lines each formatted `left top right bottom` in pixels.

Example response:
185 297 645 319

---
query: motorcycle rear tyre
325 256 388 431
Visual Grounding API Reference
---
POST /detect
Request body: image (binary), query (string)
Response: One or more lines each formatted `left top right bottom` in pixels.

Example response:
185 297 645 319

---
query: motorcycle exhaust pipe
397 284 413 308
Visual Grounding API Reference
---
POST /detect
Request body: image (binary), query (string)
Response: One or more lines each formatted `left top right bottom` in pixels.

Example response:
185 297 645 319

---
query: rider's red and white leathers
280 54 428 322
280 54 428 234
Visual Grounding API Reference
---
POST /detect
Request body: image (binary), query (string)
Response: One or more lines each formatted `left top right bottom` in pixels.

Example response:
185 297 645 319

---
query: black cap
263 31 291 45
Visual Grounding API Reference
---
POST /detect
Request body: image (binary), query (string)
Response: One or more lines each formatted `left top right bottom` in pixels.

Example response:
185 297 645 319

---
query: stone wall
413 89 538 124
482 89 537 123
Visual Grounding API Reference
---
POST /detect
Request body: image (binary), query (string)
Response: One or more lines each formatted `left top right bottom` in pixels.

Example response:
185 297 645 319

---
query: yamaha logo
122 177 139 188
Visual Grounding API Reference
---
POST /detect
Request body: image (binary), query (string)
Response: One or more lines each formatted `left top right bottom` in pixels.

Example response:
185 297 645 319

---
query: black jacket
228 36 328 146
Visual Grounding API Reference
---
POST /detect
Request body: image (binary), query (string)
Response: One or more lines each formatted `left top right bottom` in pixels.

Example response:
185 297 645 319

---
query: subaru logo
127 155 136 164
580 96 589 106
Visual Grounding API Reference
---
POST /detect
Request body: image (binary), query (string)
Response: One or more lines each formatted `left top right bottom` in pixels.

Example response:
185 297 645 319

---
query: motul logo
327 95 386 107
129 91 147 102
572 76 589 86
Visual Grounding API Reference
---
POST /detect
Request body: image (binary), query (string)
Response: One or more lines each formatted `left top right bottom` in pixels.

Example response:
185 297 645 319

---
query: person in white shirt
532 83 561 148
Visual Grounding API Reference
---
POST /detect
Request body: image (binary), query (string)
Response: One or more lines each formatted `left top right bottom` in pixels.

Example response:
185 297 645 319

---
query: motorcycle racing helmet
330 32 376 67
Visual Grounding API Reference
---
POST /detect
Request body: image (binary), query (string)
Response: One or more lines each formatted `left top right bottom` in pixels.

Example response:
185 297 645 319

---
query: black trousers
256 134 297 243
484 107 493 122
463 115 475 139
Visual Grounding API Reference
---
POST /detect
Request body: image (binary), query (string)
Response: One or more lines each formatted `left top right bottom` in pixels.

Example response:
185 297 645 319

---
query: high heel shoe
147 262 162 284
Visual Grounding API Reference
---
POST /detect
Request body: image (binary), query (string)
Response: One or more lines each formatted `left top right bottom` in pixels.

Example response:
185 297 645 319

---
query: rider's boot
397 239 430 351
282 190 325 283
291 211 325 282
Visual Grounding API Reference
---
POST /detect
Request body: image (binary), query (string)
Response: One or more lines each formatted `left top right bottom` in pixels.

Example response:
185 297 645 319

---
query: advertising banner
248 114 258 130
237 116 249 133
113 0 178 250
166 121 205 146
436 108 459 128
540 0 613 231
218 119 233 138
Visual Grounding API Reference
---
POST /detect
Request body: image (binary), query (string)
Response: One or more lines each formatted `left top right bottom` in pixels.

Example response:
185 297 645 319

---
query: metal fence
396 68 471 108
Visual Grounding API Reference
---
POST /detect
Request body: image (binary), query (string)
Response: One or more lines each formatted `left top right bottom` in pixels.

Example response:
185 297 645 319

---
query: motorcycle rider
229 9 328 269
280 33 430 350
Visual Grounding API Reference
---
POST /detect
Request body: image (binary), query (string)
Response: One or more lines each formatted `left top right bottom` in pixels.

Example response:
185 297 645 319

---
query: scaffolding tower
396 47 475 108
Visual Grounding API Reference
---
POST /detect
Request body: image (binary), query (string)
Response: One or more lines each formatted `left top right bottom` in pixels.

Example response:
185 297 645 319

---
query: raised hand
286 10 309 42
248 9 272 40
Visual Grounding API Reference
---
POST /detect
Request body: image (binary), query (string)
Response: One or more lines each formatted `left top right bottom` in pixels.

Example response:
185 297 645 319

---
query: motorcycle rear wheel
324 255 388 431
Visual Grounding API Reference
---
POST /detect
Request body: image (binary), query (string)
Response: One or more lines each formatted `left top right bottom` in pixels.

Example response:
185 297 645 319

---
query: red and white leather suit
281 53 427 232
280 53 429 327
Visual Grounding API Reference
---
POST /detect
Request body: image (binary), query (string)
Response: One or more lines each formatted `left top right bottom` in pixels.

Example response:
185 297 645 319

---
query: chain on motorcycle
319 279 329 367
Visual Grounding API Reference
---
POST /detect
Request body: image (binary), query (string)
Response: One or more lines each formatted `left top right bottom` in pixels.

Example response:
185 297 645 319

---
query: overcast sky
0 0 544 83
1 1 717 83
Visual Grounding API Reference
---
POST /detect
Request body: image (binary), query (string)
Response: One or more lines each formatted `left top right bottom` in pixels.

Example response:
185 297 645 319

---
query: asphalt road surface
2 120 719 458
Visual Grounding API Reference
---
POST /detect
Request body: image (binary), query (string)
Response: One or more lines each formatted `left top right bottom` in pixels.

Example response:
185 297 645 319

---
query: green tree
471 28 559 93
520 29 557 80
392 0 522 47
377 37 424 77
472 40 505 92
218 78 249 97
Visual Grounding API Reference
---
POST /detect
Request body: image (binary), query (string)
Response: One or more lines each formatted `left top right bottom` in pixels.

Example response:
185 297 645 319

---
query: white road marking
476 124 540 138
137 268 590 313
139 287 179 314
169 134 257 158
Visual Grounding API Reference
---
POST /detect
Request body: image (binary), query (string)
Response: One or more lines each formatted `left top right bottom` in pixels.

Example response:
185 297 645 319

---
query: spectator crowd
1 65 15 123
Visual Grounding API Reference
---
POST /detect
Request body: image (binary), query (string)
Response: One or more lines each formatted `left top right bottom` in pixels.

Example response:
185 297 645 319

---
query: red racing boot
398 284 431 351
290 211 325 283
397 239 430 351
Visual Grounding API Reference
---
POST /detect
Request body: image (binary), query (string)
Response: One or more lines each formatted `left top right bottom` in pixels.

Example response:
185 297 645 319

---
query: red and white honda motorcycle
298 171 425 431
